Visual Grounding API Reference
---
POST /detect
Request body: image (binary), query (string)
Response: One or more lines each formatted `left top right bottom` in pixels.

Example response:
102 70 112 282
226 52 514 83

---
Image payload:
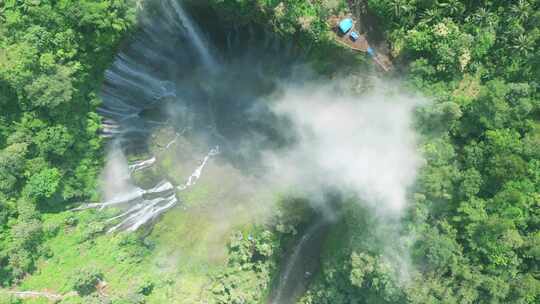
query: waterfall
91 0 298 234
178 146 220 190
168 0 218 71
129 156 157 173
72 146 219 233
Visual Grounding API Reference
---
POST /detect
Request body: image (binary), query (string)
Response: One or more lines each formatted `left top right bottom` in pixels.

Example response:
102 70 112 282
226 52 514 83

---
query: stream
270 219 333 304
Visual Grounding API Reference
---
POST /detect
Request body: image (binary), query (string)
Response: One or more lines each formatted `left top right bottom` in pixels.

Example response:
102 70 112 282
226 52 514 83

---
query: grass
50 204 235 302
15 136 277 303
15 200 239 303
20 211 153 297
143 205 229 303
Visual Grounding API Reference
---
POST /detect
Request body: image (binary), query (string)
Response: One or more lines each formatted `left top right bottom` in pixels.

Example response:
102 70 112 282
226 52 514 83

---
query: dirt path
0 289 75 302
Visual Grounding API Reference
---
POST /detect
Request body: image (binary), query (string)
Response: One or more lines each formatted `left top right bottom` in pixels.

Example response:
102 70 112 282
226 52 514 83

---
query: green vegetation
299 1 540 303
1 0 539 303
0 0 135 288
202 0 539 303
69 268 103 296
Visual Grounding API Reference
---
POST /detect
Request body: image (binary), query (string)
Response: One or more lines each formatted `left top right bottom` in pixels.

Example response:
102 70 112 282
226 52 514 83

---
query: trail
0 290 72 301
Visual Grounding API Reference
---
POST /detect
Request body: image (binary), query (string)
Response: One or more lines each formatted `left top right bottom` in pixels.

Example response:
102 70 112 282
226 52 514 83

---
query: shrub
69 267 103 296
137 279 154 296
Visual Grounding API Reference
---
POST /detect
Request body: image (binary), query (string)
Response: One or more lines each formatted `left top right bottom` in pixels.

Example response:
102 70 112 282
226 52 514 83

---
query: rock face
86 0 307 234
83 0 223 233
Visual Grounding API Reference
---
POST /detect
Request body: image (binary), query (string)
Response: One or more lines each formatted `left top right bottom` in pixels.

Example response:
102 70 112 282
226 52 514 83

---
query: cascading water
76 0 327 302
178 146 220 190
84 0 302 232
73 143 220 233
129 156 157 173
85 0 230 232
166 0 218 71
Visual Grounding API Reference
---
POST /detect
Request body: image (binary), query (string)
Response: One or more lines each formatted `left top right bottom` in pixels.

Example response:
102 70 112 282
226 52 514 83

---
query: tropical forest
0 0 539 303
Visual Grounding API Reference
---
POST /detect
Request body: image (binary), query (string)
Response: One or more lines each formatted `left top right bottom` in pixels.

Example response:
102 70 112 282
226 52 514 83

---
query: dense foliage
295 0 540 303
207 0 343 37
204 1 540 303
0 0 135 285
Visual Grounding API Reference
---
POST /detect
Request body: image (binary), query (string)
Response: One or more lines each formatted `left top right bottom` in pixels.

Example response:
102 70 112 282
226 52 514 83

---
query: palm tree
15 0 37 13
473 7 488 22
421 8 442 24
505 21 525 38
391 0 413 19
510 0 531 22
17 0 29 12
438 0 465 17
512 34 534 56
473 8 497 27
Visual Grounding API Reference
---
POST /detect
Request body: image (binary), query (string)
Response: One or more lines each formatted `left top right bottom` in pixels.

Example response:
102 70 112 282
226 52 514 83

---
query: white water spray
168 0 218 71
178 146 220 190
72 145 220 233
129 156 157 173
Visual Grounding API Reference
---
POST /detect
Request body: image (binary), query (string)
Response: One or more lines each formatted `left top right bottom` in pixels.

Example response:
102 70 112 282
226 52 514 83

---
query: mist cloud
262 78 424 215
100 142 134 202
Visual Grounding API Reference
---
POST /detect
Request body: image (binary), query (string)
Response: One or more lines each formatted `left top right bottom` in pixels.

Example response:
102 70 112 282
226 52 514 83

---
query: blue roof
367 47 375 56
338 18 353 34
350 31 360 41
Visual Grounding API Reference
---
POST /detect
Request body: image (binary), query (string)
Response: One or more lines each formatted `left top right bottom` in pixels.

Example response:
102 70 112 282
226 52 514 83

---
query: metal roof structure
338 18 353 34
